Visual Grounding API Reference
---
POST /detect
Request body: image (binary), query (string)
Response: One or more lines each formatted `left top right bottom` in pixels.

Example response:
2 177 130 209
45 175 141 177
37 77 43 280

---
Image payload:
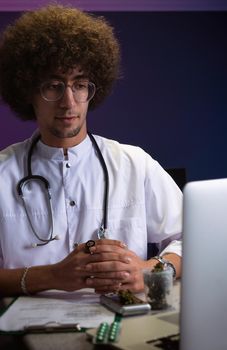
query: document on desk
0 289 115 332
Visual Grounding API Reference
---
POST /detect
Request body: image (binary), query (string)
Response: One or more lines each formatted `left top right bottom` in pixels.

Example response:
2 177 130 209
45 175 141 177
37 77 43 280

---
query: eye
73 81 89 90
46 81 62 91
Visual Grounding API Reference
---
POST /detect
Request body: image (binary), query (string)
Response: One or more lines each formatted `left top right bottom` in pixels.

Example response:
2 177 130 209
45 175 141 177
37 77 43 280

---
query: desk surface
0 282 180 350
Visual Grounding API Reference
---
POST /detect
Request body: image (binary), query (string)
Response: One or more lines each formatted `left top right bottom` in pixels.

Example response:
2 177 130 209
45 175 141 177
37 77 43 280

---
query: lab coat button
70 200 76 206
66 162 71 168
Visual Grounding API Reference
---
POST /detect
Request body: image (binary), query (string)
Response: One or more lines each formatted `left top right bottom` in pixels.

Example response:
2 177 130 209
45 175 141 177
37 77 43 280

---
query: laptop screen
181 178 227 350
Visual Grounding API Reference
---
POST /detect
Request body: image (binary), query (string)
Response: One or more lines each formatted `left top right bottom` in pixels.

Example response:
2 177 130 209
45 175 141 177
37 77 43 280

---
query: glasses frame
40 80 96 103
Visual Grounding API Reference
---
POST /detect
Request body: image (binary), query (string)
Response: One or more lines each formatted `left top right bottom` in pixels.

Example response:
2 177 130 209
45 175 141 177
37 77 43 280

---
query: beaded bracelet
21 267 30 295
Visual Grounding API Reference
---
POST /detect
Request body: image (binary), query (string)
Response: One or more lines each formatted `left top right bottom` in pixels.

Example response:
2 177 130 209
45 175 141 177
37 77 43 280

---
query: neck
39 130 87 149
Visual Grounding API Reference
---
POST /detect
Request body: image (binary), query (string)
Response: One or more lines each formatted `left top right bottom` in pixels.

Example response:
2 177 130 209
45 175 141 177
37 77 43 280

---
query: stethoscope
17 132 109 247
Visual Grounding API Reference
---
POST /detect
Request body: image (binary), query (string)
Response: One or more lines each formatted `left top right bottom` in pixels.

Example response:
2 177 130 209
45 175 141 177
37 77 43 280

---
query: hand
49 241 106 291
82 239 148 293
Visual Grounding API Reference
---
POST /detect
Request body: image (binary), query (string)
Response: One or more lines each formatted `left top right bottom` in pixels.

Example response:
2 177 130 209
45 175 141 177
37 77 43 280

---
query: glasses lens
72 81 96 102
40 81 65 101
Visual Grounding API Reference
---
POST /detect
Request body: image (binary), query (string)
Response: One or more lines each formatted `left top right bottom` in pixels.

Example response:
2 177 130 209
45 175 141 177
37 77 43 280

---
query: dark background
0 11 226 182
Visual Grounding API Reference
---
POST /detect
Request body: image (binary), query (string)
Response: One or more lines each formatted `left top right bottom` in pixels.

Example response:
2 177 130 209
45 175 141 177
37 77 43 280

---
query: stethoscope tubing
16 132 109 246
87 132 109 231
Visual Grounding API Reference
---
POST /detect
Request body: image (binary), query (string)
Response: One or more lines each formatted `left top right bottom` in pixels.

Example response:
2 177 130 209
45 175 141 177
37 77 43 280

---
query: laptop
87 178 227 350
180 178 227 350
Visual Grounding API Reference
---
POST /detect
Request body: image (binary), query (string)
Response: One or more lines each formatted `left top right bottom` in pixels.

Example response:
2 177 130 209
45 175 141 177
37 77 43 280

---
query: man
0 5 182 296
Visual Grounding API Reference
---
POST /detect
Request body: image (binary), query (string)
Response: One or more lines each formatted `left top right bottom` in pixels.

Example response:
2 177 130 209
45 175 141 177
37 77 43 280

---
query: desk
0 282 180 350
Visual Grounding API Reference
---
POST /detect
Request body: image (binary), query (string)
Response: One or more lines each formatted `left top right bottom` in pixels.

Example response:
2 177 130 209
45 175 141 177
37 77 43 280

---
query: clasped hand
53 239 147 293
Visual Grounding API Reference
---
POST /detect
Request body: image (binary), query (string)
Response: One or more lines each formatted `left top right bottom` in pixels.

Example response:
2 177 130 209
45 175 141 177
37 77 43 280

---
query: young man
0 5 182 296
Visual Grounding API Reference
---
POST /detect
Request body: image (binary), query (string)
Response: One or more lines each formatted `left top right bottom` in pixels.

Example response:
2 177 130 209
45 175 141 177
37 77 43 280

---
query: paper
0 289 115 332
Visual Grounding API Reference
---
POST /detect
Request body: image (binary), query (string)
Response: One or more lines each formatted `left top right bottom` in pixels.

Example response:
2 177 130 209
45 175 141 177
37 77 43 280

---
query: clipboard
0 289 115 334
0 297 83 334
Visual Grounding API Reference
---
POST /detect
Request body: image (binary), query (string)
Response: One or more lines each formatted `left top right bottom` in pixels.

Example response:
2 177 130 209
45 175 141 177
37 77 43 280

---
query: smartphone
100 293 151 316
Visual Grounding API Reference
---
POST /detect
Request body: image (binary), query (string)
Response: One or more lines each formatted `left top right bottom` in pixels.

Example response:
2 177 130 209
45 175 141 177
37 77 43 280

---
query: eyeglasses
40 80 96 102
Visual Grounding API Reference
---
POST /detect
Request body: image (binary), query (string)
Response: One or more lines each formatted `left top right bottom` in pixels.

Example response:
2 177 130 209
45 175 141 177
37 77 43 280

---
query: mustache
56 110 79 118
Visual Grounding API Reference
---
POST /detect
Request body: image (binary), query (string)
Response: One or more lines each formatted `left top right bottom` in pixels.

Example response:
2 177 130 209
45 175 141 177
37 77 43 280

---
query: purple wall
0 1 227 11
0 11 227 183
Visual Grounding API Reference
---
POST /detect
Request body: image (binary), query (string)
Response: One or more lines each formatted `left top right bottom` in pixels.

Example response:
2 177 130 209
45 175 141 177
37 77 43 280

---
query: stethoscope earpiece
31 235 61 248
54 235 61 240
31 243 38 248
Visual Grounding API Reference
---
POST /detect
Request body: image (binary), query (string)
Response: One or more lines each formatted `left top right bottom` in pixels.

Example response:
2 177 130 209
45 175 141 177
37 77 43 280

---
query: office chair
147 167 186 258
165 167 187 191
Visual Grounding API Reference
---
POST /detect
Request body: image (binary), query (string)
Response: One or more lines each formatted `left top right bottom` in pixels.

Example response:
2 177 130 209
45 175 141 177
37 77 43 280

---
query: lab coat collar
29 130 92 161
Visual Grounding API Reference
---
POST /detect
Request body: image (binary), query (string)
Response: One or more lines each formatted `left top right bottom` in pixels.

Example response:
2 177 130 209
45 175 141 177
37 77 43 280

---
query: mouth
57 116 76 120
55 114 79 121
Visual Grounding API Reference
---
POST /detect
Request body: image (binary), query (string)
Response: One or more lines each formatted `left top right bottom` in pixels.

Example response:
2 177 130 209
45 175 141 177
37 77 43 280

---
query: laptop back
181 178 227 350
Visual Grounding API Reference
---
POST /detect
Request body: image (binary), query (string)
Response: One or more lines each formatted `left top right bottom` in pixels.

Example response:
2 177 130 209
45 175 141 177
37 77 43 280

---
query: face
32 67 92 148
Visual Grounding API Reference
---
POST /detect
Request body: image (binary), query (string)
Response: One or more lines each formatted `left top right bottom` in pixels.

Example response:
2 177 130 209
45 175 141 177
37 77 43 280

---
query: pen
24 322 81 333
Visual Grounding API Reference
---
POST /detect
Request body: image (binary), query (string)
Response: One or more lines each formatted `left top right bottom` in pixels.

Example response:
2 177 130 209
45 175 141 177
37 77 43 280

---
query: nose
59 85 76 108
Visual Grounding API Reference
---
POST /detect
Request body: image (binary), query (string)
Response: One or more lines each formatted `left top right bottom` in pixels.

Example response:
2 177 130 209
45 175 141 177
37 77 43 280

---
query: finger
86 271 130 280
85 260 131 273
86 252 132 264
76 240 127 256
92 240 127 254
89 246 123 255
73 241 97 254
95 239 127 248
73 253 132 272
73 266 130 280
86 277 122 288
73 242 85 252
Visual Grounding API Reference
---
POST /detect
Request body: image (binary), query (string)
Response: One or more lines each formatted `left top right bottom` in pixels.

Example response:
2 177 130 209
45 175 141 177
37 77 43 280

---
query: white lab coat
0 133 182 268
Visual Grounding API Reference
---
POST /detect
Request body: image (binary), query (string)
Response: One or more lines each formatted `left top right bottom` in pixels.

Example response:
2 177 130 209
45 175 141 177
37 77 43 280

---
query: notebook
87 178 227 350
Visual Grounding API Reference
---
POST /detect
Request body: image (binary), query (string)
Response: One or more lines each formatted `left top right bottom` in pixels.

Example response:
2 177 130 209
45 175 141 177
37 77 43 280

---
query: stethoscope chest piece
97 226 108 239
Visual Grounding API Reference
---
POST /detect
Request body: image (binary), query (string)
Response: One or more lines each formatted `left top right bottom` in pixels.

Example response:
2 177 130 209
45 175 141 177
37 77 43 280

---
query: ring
85 240 95 254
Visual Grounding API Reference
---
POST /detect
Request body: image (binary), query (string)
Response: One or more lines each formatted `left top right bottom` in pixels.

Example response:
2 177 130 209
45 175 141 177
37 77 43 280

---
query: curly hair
0 4 120 120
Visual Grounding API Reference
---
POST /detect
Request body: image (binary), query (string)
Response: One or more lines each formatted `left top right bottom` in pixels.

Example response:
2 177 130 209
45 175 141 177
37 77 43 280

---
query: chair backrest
147 167 186 258
165 167 187 191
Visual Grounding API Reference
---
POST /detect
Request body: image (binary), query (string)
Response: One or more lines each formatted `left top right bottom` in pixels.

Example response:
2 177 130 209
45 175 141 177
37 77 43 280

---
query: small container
143 265 173 310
